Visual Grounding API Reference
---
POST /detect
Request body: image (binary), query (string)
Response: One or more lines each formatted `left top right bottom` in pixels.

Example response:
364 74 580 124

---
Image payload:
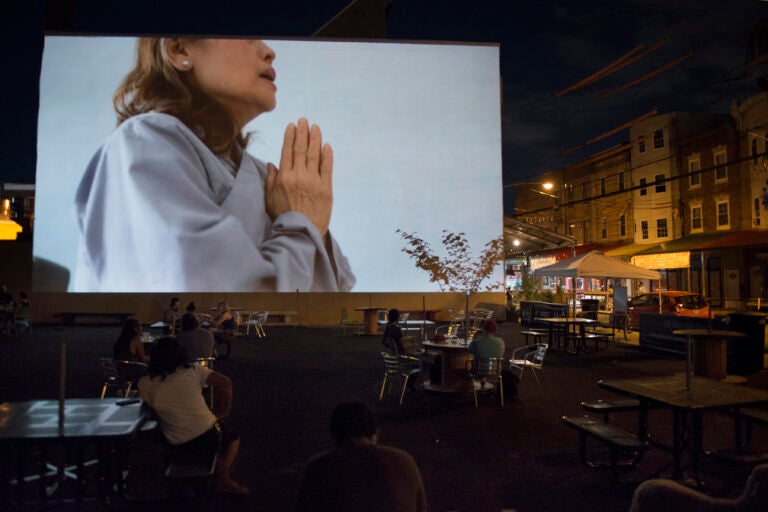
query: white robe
74 112 355 292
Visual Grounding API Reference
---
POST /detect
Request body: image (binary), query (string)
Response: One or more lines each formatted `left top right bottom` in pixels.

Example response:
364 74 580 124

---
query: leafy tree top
397 229 504 292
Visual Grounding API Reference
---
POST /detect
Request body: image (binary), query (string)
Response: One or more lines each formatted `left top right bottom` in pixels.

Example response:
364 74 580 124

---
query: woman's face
186 39 277 128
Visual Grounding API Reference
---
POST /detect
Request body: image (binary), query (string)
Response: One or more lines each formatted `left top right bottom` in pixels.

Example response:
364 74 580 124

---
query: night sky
3 0 767 215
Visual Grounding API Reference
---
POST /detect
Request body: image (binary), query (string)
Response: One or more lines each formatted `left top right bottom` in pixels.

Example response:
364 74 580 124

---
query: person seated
185 301 196 314
138 337 248 495
211 301 234 329
162 297 181 334
468 319 505 361
381 308 419 355
113 318 149 363
14 291 31 336
295 401 427 512
0 284 14 336
176 312 216 359
0 284 13 307
467 320 505 385
210 301 236 339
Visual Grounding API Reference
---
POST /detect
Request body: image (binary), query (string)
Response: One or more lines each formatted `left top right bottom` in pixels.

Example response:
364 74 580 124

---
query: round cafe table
673 329 746 382
421 339 472 393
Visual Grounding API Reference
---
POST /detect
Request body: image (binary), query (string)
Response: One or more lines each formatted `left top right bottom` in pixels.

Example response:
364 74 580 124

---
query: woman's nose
262 43 276 63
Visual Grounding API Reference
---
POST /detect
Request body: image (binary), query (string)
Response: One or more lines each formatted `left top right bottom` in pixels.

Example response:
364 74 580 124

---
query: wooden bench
562 415 644 468
710 407 768 484
263 310 298 325
581 399 640 423
582 333 610 352
520 330 547 345
57 312 134 325
740 407 768 447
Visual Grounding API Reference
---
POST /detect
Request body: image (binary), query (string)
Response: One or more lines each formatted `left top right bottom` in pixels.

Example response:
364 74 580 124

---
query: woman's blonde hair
113 38 245 156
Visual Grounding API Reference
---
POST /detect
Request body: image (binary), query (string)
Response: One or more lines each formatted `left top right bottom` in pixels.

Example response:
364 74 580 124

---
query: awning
633 232 727 254
629 232 731 269
604 243 660 257
695 230 768 249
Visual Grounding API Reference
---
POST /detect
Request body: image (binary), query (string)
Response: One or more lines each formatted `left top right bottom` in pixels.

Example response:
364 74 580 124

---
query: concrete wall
28 291 505 326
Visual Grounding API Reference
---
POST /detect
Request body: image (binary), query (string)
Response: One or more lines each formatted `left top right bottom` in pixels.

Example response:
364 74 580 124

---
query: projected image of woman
74 38 355 292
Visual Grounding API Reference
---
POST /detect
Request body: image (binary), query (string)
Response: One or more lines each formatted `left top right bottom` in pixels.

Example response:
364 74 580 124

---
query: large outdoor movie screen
35 36 502 292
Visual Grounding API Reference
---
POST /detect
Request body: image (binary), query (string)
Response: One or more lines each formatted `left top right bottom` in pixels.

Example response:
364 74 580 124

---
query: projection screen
34 36 502 292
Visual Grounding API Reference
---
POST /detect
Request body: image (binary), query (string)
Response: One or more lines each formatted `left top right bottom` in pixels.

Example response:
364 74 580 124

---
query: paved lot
1 321 767 511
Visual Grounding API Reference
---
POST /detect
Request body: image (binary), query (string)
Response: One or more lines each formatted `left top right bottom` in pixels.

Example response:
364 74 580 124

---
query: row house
510 104 768 306
509 145 633 293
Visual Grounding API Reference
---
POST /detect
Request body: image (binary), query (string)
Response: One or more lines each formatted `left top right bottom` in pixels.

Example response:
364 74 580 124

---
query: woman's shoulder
108 113 205 151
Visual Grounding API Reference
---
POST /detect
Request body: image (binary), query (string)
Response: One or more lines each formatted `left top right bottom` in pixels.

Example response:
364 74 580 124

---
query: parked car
627 291 710 329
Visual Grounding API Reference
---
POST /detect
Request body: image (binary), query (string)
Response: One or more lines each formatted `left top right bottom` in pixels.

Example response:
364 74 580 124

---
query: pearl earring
182 60 190 68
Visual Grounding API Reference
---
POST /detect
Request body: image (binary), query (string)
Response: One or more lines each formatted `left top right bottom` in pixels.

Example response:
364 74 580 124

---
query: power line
509 151 763 217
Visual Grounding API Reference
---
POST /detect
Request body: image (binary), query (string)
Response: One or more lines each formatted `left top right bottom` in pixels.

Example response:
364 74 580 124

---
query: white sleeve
75 114 355 292
195 364 212 388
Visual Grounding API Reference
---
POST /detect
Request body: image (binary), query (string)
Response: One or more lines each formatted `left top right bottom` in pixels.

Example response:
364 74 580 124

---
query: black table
598 375 768 481
538 317 597 353
0 398 149 504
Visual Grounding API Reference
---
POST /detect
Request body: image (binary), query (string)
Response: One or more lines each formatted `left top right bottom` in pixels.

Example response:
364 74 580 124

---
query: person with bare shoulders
113 318 149 363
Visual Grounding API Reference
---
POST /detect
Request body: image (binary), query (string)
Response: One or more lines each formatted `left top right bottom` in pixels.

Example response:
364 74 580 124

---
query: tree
397 229 504 292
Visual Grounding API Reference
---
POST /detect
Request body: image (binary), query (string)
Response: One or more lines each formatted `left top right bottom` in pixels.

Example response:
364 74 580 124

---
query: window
641 220 649 240
656 218 668 238
714 150 728 181
601 218 607 239
582 182 589 199
753 138 759 166
639 177 647 196
717 201 729 228
618 172 625 191
619 214 626 237
600 178 606 196
653 129 664 149
691 206 702 231
638 136 646 153
583 220 591 242
654 174 666 193
755 197 762 227
688 158 701 187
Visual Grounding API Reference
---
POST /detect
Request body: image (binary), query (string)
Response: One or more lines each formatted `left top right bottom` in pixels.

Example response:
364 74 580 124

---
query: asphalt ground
1 321 767 511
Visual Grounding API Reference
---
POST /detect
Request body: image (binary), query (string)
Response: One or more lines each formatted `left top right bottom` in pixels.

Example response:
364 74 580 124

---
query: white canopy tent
533 250 662 316
532 250 662 280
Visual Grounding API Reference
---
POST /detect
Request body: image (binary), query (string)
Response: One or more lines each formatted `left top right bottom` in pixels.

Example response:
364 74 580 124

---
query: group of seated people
162 297 235 339
381 307 505 385
113 322 427 503
109 301 246 494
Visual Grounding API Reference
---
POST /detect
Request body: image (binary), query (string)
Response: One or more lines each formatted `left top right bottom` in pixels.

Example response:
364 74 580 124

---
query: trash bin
580 299 599 320
722 312 767 375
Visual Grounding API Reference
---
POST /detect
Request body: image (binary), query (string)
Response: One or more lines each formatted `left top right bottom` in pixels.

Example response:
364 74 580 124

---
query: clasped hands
265 117 333 237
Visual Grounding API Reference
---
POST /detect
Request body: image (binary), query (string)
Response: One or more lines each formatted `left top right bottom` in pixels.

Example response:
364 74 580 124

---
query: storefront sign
529 255 557 271
632 251 689 269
